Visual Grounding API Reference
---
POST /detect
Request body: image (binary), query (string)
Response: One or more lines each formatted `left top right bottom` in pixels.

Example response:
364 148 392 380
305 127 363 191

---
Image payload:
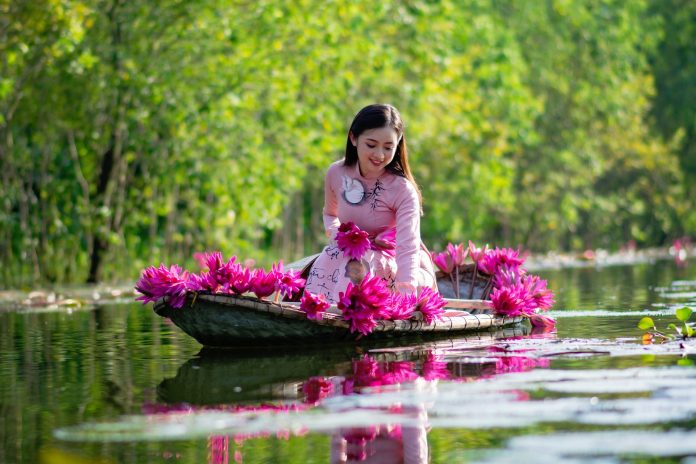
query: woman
304 104 436 303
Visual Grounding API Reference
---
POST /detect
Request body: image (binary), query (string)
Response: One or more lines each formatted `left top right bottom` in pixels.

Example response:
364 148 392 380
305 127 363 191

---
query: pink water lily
479 247 524 275
487 284 535 317
272 261 306 298
372 227 396 257
416 287 447 324
185 271 216 292
203 251 239 292
135 264 189 309
431 250 454 274
251 268 277 299
337 275 392 335
523 275 555 311
336 222 371 260
447 242 468 266
493 264 526 289
300 291 330 321
468 241 489 264
387 292 417 320
229 264 252 295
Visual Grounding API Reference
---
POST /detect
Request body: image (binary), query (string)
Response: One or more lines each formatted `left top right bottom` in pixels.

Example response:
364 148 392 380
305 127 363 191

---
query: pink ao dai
304 160 436 303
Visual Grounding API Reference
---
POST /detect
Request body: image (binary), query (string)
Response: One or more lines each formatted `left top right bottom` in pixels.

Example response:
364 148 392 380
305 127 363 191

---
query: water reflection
2 259 695 463
141 327 544 463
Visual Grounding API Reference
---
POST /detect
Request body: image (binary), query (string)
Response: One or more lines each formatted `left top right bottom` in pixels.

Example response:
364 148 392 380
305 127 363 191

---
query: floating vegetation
639 306 695 341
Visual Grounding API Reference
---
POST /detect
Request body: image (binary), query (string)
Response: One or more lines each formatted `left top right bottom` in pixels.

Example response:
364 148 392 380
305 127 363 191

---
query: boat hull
154 293 523 347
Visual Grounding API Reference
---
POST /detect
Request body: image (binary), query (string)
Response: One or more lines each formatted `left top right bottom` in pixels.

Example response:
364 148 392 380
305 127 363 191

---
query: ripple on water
475 430 696 463
55 365 696 441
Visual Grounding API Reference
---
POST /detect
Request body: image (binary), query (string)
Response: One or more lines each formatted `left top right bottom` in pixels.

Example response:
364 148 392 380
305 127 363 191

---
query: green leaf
685 324 695 338
676 307 693 322
677 358 694 367
637 317 655 330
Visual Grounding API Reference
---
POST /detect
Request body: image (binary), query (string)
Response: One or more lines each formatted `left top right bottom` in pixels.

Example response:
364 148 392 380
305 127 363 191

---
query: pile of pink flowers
135 251 306 309
332 275 446 335
431 241 555 327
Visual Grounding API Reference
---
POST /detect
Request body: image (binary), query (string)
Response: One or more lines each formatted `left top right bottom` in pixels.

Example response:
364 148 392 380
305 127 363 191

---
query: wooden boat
153 294 522 347
152 255 522 347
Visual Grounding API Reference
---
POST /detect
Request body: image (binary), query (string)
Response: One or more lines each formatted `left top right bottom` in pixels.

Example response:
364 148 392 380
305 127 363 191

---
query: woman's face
350 126 399 179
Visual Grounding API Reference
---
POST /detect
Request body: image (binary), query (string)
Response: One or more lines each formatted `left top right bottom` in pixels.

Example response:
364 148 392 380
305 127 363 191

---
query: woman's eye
366 144 376 149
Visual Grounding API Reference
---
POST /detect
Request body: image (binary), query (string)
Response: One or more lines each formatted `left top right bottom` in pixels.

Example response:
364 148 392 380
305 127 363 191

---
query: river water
1 259 695 463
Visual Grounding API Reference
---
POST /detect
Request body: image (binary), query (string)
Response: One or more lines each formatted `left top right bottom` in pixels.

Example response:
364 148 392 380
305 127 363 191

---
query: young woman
304 104 436 303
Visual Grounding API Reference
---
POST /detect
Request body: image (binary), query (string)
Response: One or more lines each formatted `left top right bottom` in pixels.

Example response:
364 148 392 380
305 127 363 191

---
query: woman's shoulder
386 173 417 195
326 159 347 178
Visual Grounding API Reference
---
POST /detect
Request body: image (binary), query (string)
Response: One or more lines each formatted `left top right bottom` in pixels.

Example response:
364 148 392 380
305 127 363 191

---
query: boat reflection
152 325 549 463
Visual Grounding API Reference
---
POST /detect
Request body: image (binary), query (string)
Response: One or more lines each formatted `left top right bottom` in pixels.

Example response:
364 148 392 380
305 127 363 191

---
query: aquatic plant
337 275 392 335
528 314 557 329
523 275 555 311
638 306 695 341
229 264 253 295
336 221 371 260
416 287 447 324
488 284 534 318
204 252 239 293
468 240 489 264
387 292 418 320
478 247 524 276
272 261 306 298
447 242 468 266
250 268 277 299
300 291 330 321
372 228 396 257
135 264 190 309
134 251 310 307
431 250 455 274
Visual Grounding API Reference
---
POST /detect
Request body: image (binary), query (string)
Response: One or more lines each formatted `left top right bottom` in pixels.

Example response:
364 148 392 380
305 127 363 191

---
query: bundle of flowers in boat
135 248 447 336
431 241 555 328
135 251 306 309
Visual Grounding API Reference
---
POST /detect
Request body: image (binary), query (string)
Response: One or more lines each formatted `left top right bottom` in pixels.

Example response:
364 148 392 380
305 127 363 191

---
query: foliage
638 306 695 341
1 0 694 285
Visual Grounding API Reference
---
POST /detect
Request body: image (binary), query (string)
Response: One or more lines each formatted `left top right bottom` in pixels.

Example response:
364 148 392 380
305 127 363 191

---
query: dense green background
1 0 694 285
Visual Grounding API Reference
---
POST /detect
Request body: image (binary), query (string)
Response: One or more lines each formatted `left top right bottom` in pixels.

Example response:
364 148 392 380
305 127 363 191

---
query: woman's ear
349 131 357 147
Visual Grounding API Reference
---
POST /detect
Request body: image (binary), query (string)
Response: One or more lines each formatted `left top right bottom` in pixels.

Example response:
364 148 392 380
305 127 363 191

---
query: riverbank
525 246 689 271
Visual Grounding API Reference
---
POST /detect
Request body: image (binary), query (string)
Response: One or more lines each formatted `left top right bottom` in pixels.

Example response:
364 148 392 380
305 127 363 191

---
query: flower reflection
149 334 554 464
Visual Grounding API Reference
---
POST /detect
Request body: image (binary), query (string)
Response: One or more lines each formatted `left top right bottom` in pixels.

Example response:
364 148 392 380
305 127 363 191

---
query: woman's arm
394 180 421 293
322 163 341 239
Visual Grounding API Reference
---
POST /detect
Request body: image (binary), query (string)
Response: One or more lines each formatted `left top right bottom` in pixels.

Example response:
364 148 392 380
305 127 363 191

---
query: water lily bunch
430 242 470 298
431 240 555 325
336 221 371 260
135 251 307 308
135 264 191 309
300 291 330 321
337 274 393 335
487 263 555 326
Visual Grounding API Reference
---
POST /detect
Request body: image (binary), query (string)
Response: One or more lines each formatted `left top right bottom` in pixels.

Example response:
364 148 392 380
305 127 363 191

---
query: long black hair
344 104 422 206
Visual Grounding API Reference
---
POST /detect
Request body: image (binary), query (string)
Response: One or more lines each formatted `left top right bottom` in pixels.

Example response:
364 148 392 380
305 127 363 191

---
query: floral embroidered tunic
305 160 436 303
